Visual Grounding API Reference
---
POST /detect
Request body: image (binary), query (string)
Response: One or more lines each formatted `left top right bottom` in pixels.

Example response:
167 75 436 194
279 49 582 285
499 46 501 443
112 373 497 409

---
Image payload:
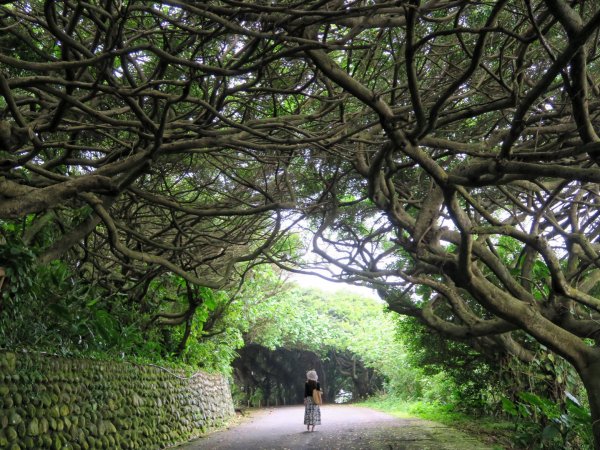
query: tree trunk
0 266 4 313
581 361 600 450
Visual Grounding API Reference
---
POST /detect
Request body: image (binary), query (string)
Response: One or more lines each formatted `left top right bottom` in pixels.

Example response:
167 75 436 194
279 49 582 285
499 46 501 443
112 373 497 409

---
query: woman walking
303 369 322 432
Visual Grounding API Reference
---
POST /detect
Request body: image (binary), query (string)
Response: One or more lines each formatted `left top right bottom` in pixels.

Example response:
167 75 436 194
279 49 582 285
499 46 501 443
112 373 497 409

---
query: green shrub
501 391 592 449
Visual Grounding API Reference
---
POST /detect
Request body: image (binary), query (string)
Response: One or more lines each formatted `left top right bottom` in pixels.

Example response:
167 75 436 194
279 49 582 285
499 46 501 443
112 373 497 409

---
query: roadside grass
360 396 514 449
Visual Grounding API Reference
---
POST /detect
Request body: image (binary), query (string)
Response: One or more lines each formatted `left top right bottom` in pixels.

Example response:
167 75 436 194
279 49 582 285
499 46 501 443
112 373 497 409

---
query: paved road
172 404 495 450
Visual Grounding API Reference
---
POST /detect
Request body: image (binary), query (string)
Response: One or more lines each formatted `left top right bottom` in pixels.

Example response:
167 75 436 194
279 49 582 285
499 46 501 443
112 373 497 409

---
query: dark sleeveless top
304 381 321 398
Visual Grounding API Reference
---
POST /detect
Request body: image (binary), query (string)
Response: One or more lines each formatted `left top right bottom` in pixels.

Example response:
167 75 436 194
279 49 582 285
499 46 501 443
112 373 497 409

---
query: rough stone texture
0 351 234 449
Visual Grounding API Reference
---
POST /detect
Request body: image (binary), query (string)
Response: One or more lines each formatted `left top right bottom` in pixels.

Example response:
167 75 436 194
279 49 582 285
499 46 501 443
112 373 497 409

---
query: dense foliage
0 235 401 388
2 235 591 447
395 317 593 448
241 285 406 400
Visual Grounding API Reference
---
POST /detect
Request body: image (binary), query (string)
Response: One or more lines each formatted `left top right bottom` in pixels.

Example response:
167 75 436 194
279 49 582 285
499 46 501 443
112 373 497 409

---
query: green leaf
565 391 581 407
93 309 119 345
49 303 71 319
541 424 561 442
86 298 101 307
501 397 518 416
204 296 217 310
566 400 591 423
518 391 544 407
518 392 559 418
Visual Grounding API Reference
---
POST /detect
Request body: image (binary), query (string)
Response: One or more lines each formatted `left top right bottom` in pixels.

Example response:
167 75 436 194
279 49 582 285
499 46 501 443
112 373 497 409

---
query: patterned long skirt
304 397 321 425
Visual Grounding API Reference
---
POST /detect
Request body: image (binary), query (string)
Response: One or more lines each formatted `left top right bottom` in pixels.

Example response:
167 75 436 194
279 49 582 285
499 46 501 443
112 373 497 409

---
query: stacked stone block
0 351 234 449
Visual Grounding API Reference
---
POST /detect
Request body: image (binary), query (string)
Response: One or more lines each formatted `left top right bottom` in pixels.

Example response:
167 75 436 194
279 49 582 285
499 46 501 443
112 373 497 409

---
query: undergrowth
361 395 514 449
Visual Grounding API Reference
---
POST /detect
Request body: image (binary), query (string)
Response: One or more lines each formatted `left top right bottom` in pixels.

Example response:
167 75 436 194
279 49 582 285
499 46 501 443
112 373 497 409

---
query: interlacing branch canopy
2 0 600 445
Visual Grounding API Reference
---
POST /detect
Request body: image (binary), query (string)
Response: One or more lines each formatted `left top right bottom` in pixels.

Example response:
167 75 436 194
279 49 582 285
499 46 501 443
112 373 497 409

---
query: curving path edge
171 404 495 450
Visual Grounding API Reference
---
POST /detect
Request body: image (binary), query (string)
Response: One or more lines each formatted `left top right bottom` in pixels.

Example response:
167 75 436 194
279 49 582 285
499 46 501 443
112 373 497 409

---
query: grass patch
361 395 514 449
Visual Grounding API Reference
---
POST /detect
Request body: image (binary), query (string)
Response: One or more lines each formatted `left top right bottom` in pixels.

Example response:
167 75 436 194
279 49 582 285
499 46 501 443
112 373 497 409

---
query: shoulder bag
312 388 322 405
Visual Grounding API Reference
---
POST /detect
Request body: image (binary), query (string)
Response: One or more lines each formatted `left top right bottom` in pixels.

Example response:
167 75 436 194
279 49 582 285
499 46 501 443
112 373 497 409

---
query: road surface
171 404 495 450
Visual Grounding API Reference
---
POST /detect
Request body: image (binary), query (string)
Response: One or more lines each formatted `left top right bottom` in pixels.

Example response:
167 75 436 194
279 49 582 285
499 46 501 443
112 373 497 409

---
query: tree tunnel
232 343 382 407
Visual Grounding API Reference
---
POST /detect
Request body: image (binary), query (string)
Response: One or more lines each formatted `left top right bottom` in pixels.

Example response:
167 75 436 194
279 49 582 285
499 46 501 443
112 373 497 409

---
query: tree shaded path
172 405 494 450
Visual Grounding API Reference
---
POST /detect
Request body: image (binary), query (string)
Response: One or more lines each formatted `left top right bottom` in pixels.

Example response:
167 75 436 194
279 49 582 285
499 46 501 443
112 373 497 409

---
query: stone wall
0 351 234 449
